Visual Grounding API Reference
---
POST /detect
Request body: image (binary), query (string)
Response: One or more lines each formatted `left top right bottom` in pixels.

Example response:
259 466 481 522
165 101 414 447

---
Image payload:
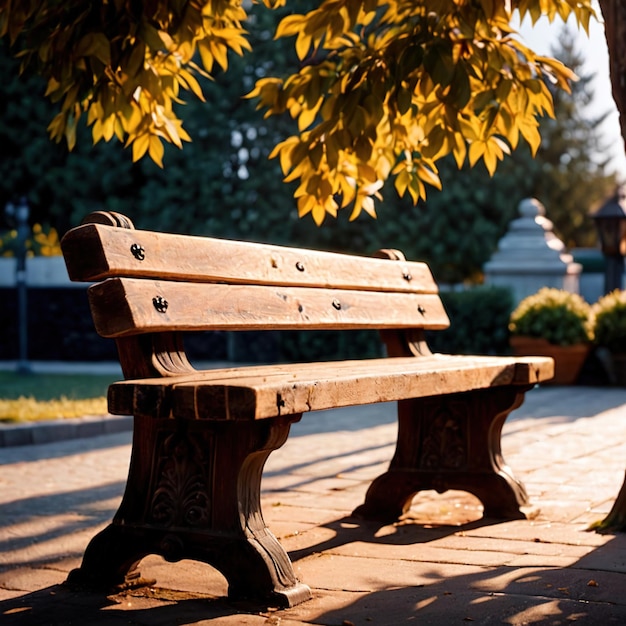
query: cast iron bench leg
353 386 531 522
67 414 312 607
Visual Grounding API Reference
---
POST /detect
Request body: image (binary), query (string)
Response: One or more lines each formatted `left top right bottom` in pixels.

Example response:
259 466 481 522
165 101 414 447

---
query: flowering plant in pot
509 287 593 384
593 289 626 385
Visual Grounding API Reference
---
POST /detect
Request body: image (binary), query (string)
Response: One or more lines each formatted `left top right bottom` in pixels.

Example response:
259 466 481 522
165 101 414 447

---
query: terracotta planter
510 336 591 385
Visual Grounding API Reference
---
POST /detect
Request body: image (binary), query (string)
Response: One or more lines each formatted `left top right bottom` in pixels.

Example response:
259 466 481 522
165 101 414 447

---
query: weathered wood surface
109 354 554 420
62 222 438 293
87 277 449 337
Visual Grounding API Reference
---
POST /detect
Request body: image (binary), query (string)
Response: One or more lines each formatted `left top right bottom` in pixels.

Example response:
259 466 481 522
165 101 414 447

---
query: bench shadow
0 430 132 465
5 524 625 625
287 511 505 563
310 532 626 625
0 515 517 626
0 482 124 571
0 584 248 626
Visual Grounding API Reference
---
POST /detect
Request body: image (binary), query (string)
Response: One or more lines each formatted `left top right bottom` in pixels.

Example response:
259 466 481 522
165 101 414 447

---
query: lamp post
592 186 626 295
5 197 31 374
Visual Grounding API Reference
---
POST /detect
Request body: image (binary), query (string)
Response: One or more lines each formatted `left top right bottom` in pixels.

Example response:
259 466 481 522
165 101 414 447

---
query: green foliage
370 26 619 281
0 0 597 222
509 287 593 346
0 7 302 238
427 287 514 356
0 11 615 286
0 38 139 234
278 330 383 362
254 0 594 223
0 0 251 159
593 290 626 353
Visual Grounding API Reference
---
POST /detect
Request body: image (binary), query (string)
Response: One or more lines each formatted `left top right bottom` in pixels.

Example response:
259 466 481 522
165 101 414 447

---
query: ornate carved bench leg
66 524 152 589
67 414 311 607
353 386 531 522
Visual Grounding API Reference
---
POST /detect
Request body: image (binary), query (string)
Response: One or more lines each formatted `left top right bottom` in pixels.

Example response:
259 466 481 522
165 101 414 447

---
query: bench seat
110 354 552 420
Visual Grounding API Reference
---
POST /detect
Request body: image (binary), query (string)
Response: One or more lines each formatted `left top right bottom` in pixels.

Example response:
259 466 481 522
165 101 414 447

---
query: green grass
0 371 118 423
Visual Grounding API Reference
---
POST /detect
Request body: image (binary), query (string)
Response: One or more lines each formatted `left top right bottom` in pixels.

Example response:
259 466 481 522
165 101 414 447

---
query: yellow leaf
44 77 61 98
275 14 306 38
91 119 103 143
298 97 322 131
161 115 183 148
416 164 442 190
132 133 150 161
210 41 229 72
198 41 214 73
349 194 364 221
394 168 410 197
483 146 498 175
179 69 205 101
295 32 311 61
297 194 315 218
357 162 377 183
65 111 79 151
114 118 124 142
361 195 377 219
47 112 66 143
148 135 164 167
519 118 541 155
311 203 326 226
452 134 467 168
101 115 116 141
468 141 485 167
407 175 425 204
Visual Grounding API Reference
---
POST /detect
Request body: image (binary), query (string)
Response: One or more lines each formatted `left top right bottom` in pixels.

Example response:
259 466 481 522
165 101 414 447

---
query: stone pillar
483 198 582 306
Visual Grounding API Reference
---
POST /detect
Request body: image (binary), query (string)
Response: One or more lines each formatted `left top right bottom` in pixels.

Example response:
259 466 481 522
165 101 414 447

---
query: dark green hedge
0 286 513 363
427 286 514 356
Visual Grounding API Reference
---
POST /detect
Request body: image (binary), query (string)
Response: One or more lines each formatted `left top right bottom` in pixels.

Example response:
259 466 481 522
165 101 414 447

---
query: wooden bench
60 211 553 607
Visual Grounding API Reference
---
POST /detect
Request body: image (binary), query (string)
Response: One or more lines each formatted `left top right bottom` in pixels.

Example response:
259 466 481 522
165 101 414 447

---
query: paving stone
0 566 66 593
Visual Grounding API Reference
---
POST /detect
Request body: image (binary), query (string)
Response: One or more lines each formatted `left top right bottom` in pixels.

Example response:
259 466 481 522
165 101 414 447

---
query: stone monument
483 198 581 306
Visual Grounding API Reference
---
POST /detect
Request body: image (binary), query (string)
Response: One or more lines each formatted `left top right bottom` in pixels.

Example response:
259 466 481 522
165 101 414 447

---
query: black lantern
592 186 626 294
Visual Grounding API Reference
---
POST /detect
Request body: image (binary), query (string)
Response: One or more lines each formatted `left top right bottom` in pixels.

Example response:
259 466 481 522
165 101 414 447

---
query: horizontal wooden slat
62 223 437 293
87 277 449 337
108 354 554 420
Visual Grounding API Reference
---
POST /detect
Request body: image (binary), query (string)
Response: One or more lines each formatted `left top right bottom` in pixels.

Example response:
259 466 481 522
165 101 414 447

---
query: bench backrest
61 211 449 378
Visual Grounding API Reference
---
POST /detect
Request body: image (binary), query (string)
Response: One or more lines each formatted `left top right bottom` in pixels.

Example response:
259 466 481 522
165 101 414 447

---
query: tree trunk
593 1 626 532
598 1 626 150
589 472 626 533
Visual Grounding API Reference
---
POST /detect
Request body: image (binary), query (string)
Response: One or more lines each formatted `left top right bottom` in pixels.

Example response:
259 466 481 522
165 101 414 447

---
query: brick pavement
2 386 626 624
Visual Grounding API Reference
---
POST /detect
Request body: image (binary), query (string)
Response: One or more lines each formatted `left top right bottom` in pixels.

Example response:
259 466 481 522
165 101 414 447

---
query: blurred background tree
513 27 618 249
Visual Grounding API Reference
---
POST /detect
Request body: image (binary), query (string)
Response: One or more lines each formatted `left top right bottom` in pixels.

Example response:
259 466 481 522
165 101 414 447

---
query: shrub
427 286 514 355
593 290 626 354
509 287 593 346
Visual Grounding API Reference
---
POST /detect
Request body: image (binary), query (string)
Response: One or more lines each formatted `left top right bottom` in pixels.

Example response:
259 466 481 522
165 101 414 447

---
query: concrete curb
0 414 132 448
